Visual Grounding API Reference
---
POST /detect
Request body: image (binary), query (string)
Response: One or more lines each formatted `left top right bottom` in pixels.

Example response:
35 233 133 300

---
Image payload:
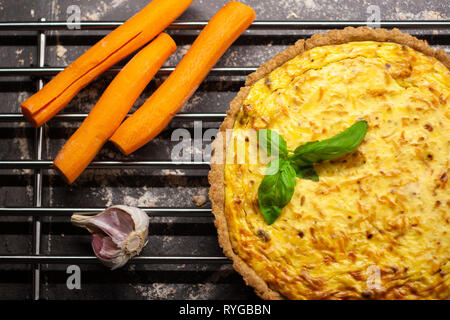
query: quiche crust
208 27 449 300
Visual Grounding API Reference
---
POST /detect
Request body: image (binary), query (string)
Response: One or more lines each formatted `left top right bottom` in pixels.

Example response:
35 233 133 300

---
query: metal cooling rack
0 19 449 300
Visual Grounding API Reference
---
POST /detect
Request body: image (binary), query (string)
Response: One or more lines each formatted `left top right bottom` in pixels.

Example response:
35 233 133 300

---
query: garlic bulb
71 205 150 270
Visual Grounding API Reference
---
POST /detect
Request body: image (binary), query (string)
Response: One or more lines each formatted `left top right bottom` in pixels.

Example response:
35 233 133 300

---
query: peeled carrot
109 1 256 155
21 0 194 128
53 33 176 184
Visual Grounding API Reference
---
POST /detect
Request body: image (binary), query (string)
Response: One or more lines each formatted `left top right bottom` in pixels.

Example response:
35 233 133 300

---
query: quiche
208 27 450 300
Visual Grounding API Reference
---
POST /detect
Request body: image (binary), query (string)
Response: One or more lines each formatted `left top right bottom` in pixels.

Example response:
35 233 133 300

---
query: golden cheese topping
224 41 450 299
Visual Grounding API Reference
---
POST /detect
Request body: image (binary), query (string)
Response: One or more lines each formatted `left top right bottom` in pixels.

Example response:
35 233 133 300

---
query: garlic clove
71 205 150 270
92 233 122 258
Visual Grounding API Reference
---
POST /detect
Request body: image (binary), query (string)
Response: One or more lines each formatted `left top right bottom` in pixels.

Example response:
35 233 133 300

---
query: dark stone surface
0 0 448 300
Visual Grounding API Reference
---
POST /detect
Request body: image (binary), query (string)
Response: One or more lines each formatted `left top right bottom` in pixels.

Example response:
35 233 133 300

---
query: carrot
53 33 176 184
109 1 256 155
21 0 194 128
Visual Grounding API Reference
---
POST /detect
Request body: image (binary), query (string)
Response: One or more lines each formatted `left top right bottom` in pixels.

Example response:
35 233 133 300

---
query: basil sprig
257 129 288 158
258 159 296 225
257 121 368 225
291 120 368 166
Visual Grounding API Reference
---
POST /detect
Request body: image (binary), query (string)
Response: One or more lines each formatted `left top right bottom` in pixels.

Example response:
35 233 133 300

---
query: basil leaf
257 121 368 224
258 159 296 225
292 120 367 165
292 164 319 181
257 129 288 158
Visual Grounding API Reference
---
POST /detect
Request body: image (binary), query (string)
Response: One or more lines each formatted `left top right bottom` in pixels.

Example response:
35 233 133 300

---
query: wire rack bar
0 256 230 264
0 20 449 30
0 160 210 169
31 18 46 301
0 113 226 122
0 207 212 217
0 66 256 76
